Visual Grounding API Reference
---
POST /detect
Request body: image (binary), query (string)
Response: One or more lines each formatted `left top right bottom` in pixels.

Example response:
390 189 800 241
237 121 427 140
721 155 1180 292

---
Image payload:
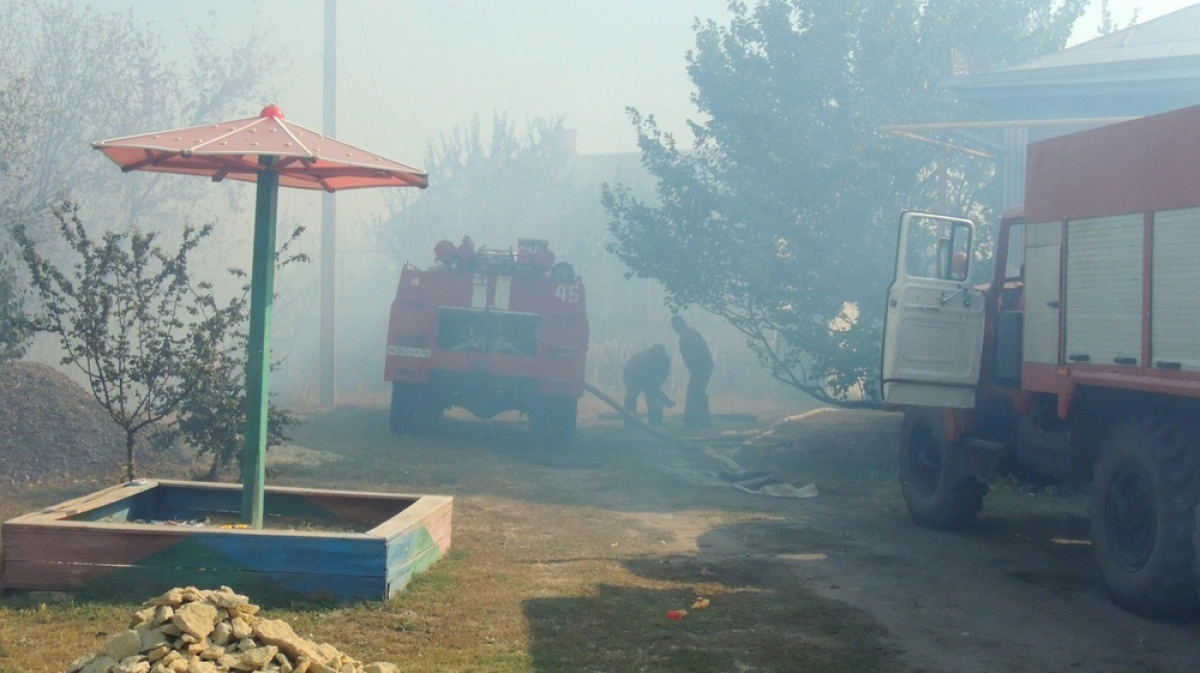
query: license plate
386 346 431 358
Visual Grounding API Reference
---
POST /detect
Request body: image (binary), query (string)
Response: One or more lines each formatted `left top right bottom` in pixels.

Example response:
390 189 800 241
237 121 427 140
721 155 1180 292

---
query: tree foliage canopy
377 113 604 269
603 0 1084 403
0 249 29 361
0 0 287 239
155 229 307 481
16 203 301 480
17 203 237 478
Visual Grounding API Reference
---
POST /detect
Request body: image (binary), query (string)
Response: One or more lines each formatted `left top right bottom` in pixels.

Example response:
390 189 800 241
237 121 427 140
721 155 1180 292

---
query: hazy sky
87 0 1188 165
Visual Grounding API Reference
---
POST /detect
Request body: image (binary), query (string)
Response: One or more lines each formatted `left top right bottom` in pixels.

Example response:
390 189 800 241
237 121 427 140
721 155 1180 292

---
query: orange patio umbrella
93 104 428 527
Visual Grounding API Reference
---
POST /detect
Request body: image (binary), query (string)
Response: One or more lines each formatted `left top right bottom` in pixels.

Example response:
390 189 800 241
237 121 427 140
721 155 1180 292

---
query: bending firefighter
623 344 674 427
671 315 713 428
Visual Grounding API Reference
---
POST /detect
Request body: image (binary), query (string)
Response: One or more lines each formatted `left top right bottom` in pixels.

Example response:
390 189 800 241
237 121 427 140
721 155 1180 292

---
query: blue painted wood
151 484 241 518
6 526 387 577
385 526 435 568
153 531 387 577
384 522 446 597
4 481 450 603
155 485 332 519
70 490 156 523
151 484 406 528
68 564 387 602
386 542 445 596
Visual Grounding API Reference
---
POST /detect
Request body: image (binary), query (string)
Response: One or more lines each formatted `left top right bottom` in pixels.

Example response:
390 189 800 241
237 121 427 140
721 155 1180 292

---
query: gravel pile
0 362 188 484
66 586 398 673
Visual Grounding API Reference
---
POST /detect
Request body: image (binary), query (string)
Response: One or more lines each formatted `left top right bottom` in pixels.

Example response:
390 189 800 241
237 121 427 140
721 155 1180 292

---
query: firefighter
952 250 968 280
623 343 672 427
671 315 713 428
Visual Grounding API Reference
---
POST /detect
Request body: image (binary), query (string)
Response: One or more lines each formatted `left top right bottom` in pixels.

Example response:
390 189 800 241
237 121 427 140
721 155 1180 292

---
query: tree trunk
125 430 137 481
205 453 221 482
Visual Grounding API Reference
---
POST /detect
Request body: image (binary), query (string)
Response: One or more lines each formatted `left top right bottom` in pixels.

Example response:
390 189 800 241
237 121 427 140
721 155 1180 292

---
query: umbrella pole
241 156 280 528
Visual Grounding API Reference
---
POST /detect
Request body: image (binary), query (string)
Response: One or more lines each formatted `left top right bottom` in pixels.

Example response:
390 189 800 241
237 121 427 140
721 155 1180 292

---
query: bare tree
0 1 289 240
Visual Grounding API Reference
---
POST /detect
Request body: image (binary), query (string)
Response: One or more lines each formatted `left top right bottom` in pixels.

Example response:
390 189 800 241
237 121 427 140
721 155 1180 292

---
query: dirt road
621 408 1200 673
292 402 1200 671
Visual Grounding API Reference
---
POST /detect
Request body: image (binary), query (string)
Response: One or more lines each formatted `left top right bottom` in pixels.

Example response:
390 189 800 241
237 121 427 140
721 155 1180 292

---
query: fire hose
583 382 682 444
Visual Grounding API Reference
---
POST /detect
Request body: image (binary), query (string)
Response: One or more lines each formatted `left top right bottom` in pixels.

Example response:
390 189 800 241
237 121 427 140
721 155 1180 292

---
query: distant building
887 5 1200 208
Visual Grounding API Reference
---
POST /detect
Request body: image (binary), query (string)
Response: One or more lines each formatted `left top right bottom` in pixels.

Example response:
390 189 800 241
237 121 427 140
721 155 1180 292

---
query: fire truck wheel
557 398 578 442
1195 500 1200 609
390 383 441 435
530 396 577 446
1090 417 1200 618
899 407 986 530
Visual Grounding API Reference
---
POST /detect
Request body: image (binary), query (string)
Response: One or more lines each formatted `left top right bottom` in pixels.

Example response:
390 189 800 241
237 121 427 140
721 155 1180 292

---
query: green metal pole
241 156 280 527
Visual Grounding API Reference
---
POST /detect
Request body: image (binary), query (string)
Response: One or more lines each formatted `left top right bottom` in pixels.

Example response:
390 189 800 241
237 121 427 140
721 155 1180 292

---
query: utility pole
320 0 337 408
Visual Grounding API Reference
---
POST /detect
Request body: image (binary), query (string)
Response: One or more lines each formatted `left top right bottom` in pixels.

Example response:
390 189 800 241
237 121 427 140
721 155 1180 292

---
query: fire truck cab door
882 212 985 409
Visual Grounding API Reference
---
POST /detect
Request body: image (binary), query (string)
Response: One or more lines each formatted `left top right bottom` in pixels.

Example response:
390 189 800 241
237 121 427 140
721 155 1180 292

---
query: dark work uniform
674 320 713 428
623 344 671 426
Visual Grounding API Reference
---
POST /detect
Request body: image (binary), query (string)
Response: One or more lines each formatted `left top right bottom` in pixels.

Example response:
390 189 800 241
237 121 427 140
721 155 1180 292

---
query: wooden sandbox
1 480 452 602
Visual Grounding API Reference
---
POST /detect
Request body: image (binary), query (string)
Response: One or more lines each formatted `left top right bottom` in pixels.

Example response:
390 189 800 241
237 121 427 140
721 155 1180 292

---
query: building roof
945 4 1200 119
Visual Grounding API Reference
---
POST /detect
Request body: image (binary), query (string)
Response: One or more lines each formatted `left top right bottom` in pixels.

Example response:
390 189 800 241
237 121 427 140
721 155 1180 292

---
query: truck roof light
534 247 556 269
434 240 456 261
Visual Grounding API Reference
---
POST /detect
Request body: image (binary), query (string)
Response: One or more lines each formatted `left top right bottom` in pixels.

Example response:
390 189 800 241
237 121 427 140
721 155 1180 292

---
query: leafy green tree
16 203 306 483
1096 0 1139 36
16 203 243 479
163 350 297 481
603 0 1084 404
155 229 308 481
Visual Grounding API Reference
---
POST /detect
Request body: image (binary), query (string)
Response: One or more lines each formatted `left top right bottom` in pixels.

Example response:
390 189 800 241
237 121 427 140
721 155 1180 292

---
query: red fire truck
883 104 1200 617
384 237 588 443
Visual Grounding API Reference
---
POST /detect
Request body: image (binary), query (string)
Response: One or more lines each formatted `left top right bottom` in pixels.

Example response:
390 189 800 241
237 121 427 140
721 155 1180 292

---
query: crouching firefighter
623 343 674 427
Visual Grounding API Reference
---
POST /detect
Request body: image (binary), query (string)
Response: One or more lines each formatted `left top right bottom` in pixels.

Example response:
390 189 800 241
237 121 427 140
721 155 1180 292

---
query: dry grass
0 404 916 673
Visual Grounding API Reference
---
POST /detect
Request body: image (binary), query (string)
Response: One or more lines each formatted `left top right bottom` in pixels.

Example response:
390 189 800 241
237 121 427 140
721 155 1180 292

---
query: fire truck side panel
385 266 438 384
537 312 589 397
1151 207 1200 371
1018 104 1200 406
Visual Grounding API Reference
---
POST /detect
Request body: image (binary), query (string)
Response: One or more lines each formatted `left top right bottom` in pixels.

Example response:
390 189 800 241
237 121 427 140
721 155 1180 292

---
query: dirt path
631 409 1200 673
349 404 1200 671
11 403 1185 672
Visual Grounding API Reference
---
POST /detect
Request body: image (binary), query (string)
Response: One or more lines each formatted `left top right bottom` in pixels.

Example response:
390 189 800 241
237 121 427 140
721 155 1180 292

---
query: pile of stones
66 586 398 673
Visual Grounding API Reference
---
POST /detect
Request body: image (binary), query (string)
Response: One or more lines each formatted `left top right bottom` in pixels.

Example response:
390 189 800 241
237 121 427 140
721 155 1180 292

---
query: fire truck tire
558 398 578 442
390 383 441 435
1195 501 1200 609
530 396 577 445
1090 417 1200 618
899 407 986 530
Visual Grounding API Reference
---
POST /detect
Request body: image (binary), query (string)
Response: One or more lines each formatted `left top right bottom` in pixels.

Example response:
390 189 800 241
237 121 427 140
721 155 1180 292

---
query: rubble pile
0 362 128 484
66 587 398 673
